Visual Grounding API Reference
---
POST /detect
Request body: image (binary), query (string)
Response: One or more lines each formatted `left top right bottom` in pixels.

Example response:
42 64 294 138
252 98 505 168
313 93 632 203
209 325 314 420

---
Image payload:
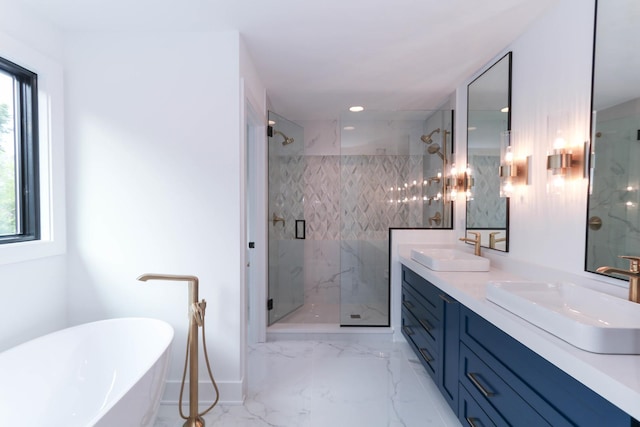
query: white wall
506 0 594 272
64 30 248 403
454 0 600 282
0 3 67 351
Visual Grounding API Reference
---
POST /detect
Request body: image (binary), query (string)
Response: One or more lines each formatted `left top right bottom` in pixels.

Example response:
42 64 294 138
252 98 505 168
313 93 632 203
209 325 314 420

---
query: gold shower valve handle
619 256 640 273
428 211 442 226
272 213 285 227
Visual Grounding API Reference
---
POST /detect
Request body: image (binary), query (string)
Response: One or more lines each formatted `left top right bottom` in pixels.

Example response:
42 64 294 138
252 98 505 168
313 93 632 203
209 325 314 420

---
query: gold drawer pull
402 300 414 310
467 372 494 398
466 417 480 427
419 347 434 362
439 293 455 304
419 318 433 332
402 326 414 336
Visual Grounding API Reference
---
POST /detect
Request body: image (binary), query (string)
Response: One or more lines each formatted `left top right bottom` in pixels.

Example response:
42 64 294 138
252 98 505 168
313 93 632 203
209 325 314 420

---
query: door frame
244 89 268 344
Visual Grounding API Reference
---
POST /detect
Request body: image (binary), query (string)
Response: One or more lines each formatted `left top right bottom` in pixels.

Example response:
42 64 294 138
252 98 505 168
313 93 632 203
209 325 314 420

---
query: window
0 56 39 244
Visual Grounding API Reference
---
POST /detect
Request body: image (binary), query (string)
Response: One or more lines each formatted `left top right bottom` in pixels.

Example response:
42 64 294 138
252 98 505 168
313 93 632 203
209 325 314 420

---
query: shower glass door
267 111 305 325
338 110 454 325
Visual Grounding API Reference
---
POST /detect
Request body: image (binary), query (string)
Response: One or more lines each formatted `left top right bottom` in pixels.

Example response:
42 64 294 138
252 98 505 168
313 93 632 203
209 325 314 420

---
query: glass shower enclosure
267 109 453 327
267 111 306 325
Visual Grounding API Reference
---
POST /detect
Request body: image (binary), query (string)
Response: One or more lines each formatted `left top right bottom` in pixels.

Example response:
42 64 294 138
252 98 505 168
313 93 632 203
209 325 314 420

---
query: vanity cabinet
460 306 631 427
401 265 636 427
401 265 459 412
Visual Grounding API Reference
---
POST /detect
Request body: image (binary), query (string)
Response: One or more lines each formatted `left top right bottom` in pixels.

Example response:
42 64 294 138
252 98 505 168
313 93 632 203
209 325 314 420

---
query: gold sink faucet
460 231 482 256
489 232 506 249
596 256 640 303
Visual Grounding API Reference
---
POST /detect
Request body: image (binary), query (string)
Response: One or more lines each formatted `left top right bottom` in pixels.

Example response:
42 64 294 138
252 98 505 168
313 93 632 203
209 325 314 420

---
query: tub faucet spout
137 273 198 285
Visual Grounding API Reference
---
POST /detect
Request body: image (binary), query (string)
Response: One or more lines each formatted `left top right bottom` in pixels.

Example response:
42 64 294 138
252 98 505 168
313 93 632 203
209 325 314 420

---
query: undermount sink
410 247 490 272
486 281 640 354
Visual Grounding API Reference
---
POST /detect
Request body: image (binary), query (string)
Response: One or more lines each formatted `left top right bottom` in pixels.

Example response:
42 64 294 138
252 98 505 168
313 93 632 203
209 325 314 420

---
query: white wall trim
0 31 66 266
162 379 244 406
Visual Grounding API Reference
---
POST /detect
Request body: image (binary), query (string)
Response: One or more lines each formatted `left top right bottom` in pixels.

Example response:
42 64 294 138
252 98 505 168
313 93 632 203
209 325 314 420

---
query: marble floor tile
278 302 341 324
154 339 462 427
278 302 388 326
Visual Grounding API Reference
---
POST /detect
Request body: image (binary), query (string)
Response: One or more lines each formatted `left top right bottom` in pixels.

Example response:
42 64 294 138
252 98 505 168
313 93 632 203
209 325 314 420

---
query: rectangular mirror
586 1 640 276
465 52 512 252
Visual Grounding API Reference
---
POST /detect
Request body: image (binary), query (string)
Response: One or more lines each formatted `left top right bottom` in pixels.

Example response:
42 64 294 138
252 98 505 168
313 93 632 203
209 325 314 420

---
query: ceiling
15 0 559 121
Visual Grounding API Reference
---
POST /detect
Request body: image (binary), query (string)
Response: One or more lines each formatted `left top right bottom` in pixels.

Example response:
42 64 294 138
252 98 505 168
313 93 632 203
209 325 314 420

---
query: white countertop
399 247 640 420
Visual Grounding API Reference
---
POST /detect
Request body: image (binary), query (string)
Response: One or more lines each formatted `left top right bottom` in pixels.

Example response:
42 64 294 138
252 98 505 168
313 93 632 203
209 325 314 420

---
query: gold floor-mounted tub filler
137 273 219 427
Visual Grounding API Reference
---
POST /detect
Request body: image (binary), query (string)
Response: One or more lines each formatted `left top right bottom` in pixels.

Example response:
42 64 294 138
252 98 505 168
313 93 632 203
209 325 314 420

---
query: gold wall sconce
499 131 529 198
447 163 473 201
463 166 474 200
546 140 588 193
546 115 588 194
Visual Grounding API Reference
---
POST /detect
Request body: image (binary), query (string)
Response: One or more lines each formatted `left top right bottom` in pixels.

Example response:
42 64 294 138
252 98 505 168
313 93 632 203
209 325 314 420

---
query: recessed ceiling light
349 106 364 112
268 120 276 125
343 126 355 131
501 107 509 113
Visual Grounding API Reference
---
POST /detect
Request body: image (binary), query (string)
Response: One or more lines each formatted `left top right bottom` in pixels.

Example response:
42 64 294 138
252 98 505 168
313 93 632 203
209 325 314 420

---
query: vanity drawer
401 307 437 379
402 266 441 317
460 306 631 427
402 284 439 346
458 384 503 427
459 343 552 427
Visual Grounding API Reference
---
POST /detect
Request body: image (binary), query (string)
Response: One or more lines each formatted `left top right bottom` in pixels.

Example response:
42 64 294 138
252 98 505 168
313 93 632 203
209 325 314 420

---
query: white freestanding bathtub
0 317 174 427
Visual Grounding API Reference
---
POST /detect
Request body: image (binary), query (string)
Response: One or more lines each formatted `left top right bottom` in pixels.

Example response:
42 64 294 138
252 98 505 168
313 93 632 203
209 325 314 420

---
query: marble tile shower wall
269 154 305 241
305 156 341 240
339 238 389 323
587 98 640 271
340 155 426 239
466 154 504 228
271 153 429 316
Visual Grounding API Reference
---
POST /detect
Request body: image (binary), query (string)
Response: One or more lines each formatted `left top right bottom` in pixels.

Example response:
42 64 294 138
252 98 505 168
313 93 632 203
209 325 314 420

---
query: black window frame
0 56 40 244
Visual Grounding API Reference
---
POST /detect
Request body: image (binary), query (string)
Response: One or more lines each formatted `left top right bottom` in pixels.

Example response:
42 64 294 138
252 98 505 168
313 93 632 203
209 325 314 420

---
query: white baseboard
161 379 244 406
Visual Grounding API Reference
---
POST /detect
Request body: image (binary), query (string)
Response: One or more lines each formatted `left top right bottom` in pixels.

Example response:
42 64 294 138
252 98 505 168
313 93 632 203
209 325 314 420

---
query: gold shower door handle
272 213 285 227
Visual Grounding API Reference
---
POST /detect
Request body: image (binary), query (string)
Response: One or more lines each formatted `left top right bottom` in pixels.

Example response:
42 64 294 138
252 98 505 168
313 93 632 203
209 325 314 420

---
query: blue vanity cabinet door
459 343 553 427
460 306 632 427
401 266 459 413
401 306 437 380
402 283 439 348
437 291 459 412
401 277 439 381
402 266 442 318
458 384 502 427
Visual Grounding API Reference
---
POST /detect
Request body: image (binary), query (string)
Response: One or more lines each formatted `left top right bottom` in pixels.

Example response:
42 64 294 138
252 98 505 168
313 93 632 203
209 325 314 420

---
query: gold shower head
420 128 441 144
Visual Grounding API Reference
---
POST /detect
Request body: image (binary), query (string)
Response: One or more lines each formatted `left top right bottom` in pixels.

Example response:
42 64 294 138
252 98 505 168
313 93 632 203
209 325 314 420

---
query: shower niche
267 108 454 327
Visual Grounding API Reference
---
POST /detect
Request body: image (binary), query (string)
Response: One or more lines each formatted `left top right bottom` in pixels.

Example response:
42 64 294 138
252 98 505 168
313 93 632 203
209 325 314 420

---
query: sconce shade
547 152 573 172
499 131 528 198
499 164 516 178
445 162 473 201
